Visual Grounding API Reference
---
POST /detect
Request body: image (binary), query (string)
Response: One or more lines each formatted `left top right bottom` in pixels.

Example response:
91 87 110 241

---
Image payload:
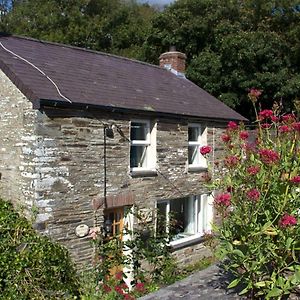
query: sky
138 0 175 5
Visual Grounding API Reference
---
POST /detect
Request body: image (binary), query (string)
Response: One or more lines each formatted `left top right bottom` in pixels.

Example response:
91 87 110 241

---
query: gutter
38 98 249 124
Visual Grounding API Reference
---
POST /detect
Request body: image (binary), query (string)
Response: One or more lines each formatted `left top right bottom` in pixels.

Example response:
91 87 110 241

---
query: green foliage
1 0 157 60
144 0 300 119
0 199 80 299
210 91 300 299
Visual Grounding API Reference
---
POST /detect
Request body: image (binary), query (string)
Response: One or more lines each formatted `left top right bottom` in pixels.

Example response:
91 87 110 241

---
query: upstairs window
130 120 156 172
188 124 207 169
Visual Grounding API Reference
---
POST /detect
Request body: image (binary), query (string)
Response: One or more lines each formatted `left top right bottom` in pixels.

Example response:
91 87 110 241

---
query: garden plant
210 90 300 299
0 199 80 299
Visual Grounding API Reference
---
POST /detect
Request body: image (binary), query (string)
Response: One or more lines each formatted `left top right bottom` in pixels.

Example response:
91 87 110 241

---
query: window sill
188 165 208 173
170 234 204 251
130 169 157 178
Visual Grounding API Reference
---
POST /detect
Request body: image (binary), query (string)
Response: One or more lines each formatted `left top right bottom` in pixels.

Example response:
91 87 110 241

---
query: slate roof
0 34 246 121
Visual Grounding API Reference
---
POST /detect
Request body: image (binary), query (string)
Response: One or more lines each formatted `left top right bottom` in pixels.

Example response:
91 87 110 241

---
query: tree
143 0 300 119
1 0 157 59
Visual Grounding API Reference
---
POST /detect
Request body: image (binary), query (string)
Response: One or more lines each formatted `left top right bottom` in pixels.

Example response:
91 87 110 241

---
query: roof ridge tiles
0 33 164 71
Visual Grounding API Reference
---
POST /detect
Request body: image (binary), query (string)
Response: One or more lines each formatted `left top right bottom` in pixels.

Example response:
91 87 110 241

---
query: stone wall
0 70 37 216
0 70 229 266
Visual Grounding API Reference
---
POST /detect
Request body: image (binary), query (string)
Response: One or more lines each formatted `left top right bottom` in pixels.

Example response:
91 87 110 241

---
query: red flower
246 189 260 201
249 88 262 98
259 110 273 120
227 121 238 130
239 131 249 140
114 285 125 295
282 114 296 123
103 284 112 293
271 115 279 122
279 214 297 228
120 283 129 290
247 166 260 175
225 155 240 167
259 149 279 165
124 294 135 300
200 145 212 155
248 88 262 102
278 125 291 133
221 134 231 143
292 122 300 132
135 282 145 293
290 176 300 184
215 193 231 207
115 271 123 281
244 142 256 153
261 123 271 129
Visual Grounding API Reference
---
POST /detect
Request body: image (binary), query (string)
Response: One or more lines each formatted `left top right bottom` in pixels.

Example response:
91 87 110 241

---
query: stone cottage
0 34 246 266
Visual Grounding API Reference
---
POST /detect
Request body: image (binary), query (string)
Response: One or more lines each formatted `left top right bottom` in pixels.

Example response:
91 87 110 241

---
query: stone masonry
0 69 228 266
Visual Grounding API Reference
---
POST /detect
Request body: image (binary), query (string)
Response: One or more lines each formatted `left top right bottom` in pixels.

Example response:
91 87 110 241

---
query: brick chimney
159 46 187 74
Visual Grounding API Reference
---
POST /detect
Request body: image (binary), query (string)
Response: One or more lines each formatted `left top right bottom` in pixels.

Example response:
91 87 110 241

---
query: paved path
140 264 243 300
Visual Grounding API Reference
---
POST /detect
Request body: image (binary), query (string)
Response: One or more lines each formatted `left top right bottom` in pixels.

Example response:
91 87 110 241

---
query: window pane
188 126 199 142
130 145 147 168
188 145 199 165
170 197 195 239
131 122 147 140
157 202 167 234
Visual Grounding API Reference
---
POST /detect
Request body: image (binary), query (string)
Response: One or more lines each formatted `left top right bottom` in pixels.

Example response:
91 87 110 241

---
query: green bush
211 90 300 299
0 199 80 299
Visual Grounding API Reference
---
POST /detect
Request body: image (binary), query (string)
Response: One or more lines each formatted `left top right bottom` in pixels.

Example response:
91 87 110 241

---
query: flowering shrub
211 91 300 299
88 208 179 299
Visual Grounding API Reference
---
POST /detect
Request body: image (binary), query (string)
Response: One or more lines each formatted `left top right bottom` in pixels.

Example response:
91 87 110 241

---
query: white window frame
156 194 213 247
188 123 208 170
130 120 156 172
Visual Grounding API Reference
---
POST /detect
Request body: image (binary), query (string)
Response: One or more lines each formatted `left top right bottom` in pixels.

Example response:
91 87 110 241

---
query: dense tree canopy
144 0 300 117
1 0 300 119
0 0 157 59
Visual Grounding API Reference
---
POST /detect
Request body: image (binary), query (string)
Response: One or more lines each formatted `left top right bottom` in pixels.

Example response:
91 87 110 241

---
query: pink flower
102 284 111 293
239 131 249 140
259 149 279 165
115 271 123 280
225 155 240 167
261 123 271 129
227 121 238 130
215 193 231 207
290 176 300 184
292 122 300 132
249 88 262 98
278 125 291 133
221 134 231 143
248 88 262 102
259 109 273 120
279 214 297 228
115 285 125 295
135 282 145 293
271 115 279 122
244 142 256 153
246 189 260 201
247 166 260 175
282 114 296 123
89 227 100 240
120 283 129 290
200 145 212 155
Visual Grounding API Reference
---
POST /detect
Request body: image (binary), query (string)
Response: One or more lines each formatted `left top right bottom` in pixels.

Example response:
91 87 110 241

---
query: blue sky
138 0 175 5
